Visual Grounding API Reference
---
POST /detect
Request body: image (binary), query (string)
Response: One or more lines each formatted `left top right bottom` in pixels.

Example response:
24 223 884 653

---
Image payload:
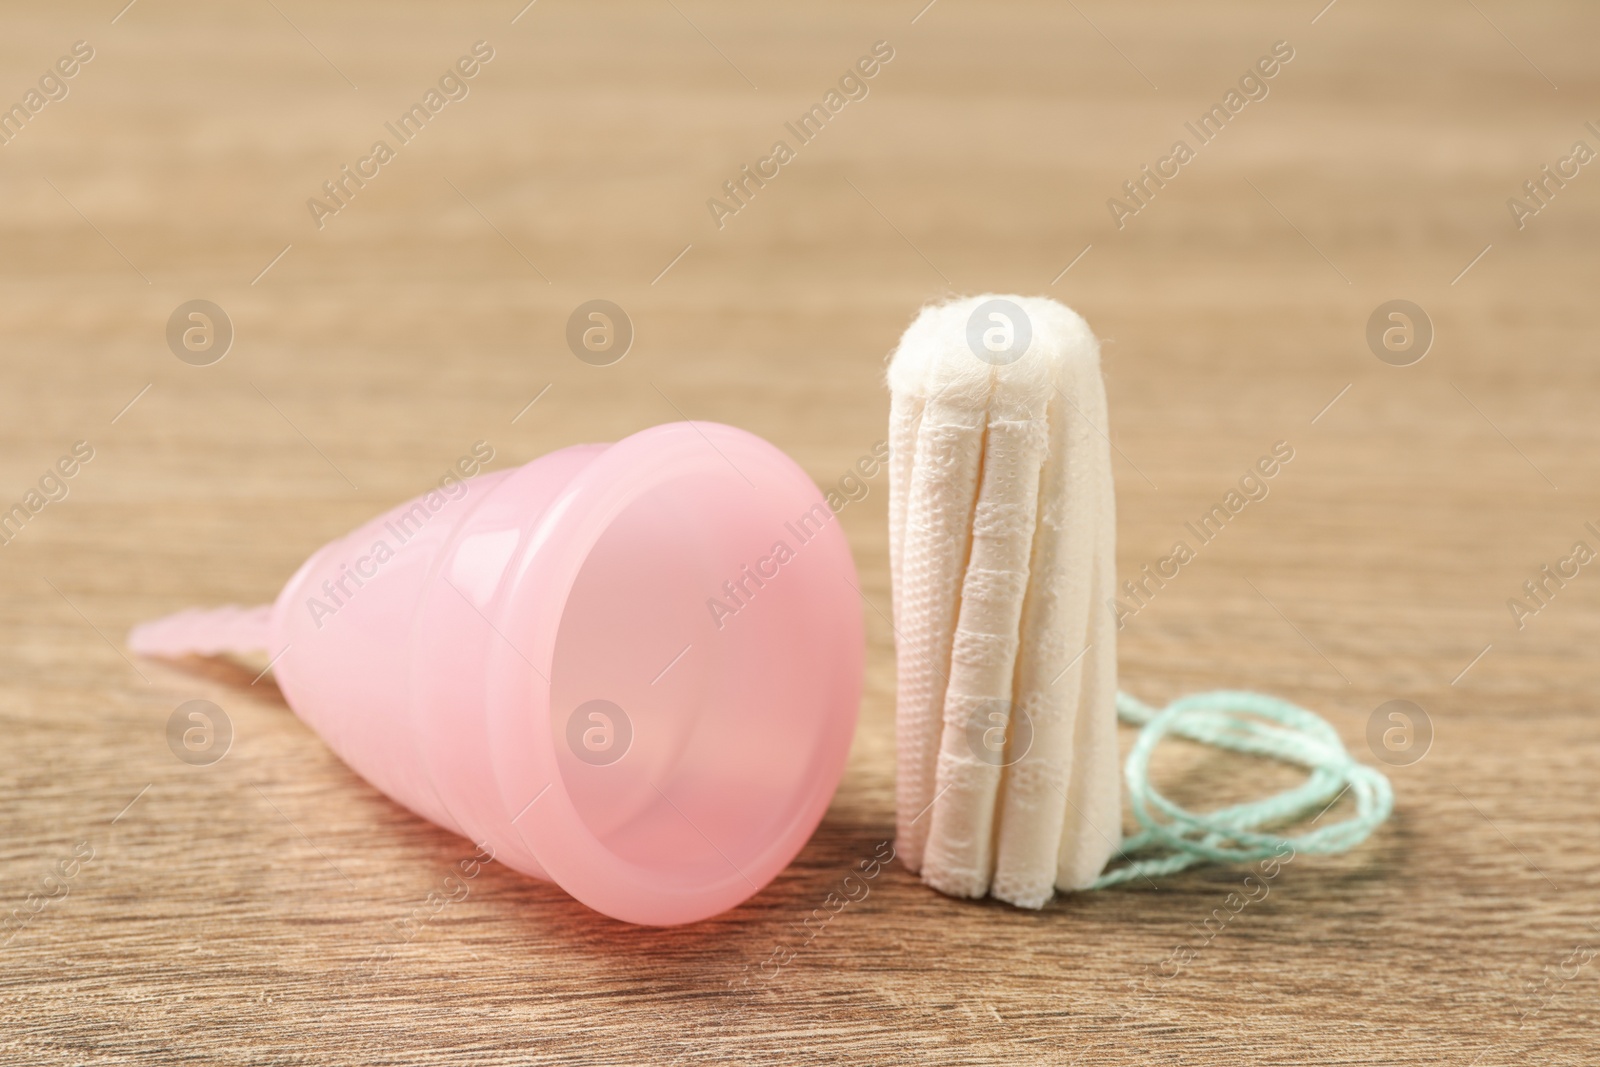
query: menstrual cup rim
483 422 863 926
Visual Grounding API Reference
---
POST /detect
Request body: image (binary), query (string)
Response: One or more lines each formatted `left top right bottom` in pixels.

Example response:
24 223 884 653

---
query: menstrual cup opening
488 423 862 925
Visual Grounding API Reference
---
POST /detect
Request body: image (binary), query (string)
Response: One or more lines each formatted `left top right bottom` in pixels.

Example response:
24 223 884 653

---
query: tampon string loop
1091 689 1394 889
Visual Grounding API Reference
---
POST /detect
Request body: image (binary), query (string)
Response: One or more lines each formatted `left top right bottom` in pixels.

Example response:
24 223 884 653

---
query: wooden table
3 1 1597 1063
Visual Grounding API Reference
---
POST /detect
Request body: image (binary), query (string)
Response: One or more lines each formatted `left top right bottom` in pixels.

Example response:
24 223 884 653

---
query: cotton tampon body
888 295 1119 906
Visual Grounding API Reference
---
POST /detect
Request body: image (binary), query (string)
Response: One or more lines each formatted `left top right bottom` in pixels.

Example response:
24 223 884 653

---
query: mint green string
1089 689 1394 889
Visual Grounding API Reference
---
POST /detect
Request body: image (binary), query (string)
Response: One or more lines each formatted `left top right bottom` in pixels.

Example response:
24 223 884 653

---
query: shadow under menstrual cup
130 423 864 926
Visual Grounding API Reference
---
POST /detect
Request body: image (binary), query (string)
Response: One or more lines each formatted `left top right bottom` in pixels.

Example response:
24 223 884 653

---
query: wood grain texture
2 1 1598 1063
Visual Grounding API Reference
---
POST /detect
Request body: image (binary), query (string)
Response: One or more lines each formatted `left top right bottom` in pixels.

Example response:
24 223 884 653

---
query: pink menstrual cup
129 423 864 925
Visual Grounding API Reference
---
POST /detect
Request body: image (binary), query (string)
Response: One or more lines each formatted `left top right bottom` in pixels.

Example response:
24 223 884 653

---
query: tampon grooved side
887 294 1119 906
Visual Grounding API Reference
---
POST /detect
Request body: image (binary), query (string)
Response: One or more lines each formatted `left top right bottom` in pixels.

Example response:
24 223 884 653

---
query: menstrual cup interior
548 463 846 892
505 422 864 921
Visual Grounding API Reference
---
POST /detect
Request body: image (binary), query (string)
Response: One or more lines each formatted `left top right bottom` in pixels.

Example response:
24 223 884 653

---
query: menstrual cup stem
127 604 274 658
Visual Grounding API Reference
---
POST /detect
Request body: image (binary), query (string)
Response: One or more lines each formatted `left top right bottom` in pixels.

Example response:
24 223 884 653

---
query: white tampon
887 295 1119 906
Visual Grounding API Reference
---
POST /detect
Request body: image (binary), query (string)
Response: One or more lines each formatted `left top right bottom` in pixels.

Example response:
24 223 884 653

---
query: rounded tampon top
886 294 1101 413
